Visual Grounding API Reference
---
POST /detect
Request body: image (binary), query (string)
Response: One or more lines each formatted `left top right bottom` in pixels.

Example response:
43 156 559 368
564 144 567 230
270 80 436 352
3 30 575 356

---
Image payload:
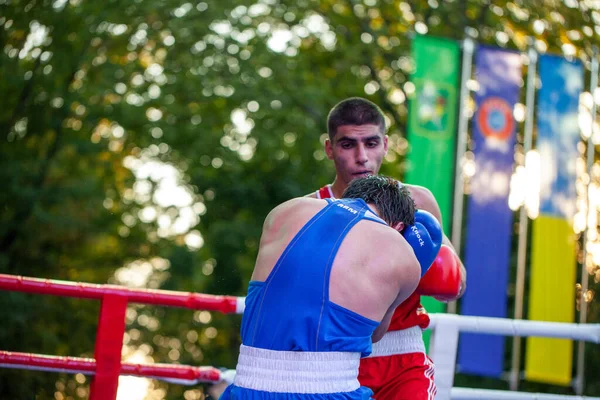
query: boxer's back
245 197 418 353
223 176 420 400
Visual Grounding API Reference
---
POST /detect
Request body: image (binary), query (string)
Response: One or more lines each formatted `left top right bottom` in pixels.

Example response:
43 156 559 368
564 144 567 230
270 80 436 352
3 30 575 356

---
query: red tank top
315 184 430 330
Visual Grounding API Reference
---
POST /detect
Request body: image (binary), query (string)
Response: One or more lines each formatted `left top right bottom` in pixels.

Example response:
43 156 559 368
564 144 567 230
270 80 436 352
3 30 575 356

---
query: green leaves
2 0 600 398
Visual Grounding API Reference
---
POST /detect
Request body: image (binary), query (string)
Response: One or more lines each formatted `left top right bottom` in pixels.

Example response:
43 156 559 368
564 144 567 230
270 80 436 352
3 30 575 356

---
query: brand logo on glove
411 226 425 246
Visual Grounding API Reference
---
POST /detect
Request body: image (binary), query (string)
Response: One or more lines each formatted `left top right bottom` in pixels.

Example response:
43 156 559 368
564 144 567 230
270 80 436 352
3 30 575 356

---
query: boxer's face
325 124 388 187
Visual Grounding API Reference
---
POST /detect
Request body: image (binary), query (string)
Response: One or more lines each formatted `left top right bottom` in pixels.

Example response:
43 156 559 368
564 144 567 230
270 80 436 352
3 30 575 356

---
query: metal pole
509 44 538 392
448 34 475 314
574 45 598 396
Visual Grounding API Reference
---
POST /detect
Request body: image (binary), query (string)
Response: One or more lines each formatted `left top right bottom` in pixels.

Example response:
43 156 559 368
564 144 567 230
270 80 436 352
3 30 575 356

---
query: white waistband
234 345 361 393
366 326 425 358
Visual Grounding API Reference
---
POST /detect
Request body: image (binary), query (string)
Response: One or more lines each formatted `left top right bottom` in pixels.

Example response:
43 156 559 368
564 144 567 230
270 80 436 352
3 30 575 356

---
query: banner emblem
477 97 514 141
414 80 456 135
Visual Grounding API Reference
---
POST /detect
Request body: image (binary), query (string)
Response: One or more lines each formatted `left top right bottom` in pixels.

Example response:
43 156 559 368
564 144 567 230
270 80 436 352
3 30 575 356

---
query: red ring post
89 293 128 400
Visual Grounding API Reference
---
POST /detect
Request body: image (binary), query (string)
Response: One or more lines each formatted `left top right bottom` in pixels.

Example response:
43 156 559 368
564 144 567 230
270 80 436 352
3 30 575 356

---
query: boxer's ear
392 221 404 232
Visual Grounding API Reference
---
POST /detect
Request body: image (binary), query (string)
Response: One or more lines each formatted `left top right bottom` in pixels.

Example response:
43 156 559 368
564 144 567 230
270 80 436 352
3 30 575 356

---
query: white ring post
236 297 246 314
429 314 461 400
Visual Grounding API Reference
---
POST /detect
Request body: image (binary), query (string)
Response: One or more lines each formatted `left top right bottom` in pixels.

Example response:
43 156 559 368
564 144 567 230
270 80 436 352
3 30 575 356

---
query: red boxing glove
416 245 462 302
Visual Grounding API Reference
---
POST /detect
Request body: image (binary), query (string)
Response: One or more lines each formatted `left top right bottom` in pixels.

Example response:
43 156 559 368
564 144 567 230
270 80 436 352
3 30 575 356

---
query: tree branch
1 56 43 139
1 45 89 270
477 0 491 30
345 0 406 136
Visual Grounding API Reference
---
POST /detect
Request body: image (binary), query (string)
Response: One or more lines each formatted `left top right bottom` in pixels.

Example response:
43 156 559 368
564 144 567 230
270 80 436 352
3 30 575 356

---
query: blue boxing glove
402 210 443 277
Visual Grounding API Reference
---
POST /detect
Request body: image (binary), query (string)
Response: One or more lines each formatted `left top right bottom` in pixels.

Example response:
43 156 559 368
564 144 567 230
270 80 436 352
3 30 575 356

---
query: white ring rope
428 314 600 342
450 387 599 400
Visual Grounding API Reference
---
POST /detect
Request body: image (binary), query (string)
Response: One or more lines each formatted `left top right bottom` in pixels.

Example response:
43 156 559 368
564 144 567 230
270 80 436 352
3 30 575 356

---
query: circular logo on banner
477 97 514 141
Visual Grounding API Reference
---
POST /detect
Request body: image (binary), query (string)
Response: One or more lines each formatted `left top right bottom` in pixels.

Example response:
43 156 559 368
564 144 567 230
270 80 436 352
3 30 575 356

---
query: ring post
89 292 128 400
429 314 460 400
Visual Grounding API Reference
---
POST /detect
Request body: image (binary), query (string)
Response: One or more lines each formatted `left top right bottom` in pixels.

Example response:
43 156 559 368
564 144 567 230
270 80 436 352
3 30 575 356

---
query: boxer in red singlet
308 97 467 399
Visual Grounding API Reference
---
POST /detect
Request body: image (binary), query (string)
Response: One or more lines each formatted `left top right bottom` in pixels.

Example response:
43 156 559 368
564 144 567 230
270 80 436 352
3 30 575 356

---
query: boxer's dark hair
327 97 385 140
342 175 415 227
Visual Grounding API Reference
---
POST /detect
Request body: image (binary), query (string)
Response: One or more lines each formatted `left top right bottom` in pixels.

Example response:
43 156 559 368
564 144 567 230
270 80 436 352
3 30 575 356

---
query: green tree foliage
1 0 599 398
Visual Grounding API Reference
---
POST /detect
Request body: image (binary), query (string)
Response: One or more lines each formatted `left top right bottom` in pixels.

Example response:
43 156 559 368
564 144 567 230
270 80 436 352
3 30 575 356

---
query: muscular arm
371 246 421 342
372 295 403 342
372 265 419 342
407 185 467 299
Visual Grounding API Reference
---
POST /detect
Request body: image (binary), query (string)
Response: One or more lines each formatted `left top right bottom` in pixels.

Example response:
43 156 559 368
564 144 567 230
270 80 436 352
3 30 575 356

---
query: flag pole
448 31 475 314
509 43 538 392
574 45 598 396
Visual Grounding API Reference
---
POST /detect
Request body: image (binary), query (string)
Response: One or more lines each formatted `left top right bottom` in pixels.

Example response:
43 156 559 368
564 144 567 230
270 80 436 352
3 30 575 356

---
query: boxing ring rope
0 274 245 312
0 351 230 386
0 273 244 400
0 273 599 400
427 314 600 400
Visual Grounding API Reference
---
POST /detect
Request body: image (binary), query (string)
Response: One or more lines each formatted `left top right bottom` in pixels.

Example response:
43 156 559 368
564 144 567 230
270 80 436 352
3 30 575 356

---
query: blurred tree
1 0 599 398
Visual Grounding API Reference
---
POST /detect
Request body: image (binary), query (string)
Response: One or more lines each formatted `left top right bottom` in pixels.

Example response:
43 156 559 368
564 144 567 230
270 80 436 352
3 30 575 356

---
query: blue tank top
241 198 387 358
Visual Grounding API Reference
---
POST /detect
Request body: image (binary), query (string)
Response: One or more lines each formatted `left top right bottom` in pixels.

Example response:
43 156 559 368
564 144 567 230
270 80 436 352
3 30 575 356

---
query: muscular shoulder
370 225 417 267
371 228 420 288
272 197 324 212
264 197 324 227
404 184 433 205
405 184 442 224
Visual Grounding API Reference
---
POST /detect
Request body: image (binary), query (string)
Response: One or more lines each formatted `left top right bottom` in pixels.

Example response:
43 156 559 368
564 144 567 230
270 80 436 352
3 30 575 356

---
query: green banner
405 35 460 331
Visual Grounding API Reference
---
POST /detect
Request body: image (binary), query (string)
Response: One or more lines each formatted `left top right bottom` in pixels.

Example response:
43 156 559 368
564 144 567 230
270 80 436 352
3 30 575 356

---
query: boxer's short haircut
327 97 386 140
342 175 416 227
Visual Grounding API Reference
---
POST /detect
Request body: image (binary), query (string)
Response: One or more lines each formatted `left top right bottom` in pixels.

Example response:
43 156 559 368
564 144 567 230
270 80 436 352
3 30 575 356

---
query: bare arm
372 299 401 342
407 185 467 299
371 249 421 342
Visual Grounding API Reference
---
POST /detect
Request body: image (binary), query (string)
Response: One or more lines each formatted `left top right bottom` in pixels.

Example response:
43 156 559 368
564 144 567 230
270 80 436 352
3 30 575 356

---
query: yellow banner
525 216 577 385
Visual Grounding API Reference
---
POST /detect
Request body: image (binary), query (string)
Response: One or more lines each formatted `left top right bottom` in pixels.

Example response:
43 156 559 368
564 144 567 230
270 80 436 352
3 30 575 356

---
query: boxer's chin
352 172 372 179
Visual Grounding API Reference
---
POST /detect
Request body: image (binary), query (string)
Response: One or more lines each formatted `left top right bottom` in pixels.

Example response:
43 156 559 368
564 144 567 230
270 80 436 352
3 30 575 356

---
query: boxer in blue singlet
220 175 442 400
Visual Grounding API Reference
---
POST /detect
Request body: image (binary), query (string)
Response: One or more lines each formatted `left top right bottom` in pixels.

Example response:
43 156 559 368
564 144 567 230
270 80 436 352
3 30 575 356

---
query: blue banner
536 55 582 220
457 46 522 377
525 54 583 385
